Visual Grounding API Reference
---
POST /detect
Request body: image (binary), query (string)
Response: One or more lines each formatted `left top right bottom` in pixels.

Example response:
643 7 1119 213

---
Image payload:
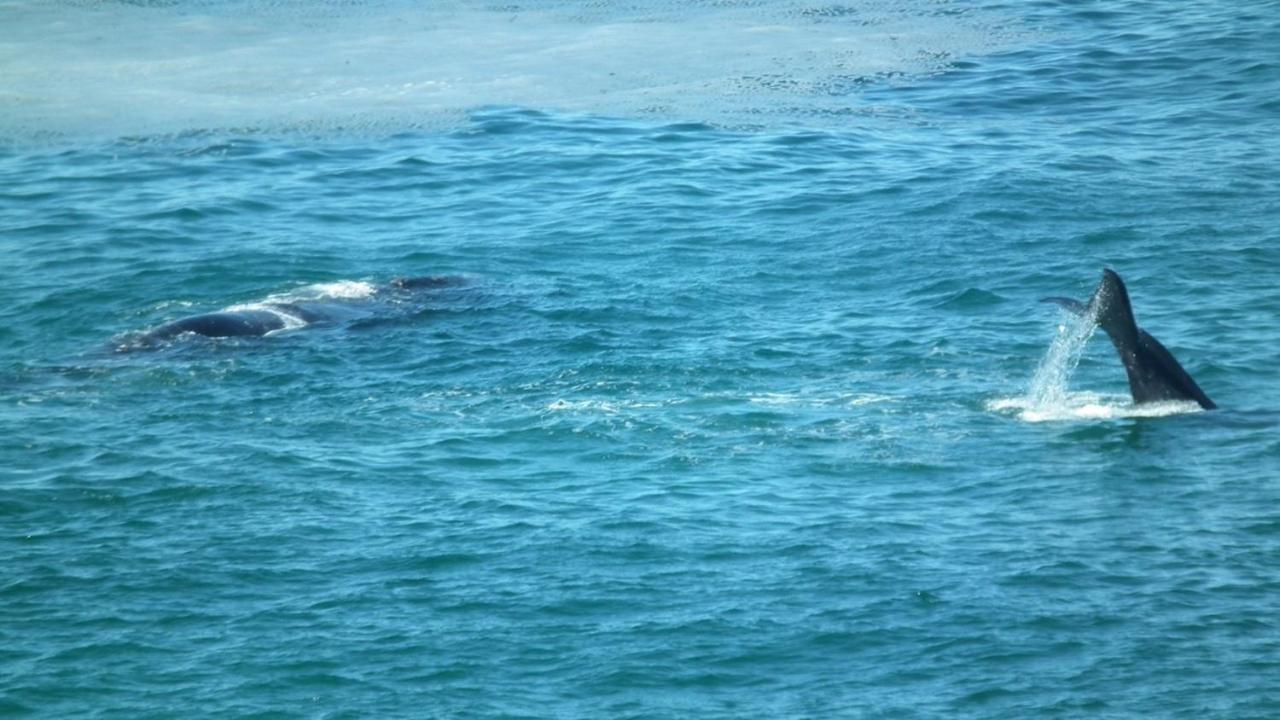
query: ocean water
3 1 1280 717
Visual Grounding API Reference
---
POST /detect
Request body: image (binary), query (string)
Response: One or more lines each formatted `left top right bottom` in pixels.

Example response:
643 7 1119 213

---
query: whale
1043 268 1215 409
133 275 467 345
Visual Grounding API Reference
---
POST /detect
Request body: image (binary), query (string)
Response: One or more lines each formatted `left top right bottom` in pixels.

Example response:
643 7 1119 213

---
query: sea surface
3 1 1280 717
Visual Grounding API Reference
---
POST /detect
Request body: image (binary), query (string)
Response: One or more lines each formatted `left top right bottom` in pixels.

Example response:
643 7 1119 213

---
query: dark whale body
136 275 465 344
147 310 287 340
1043 269 1215 410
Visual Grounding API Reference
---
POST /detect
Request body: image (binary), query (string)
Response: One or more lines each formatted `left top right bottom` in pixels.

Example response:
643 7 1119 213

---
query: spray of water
987 306 1202 422
1025 309 1098 410
987 305 1102 419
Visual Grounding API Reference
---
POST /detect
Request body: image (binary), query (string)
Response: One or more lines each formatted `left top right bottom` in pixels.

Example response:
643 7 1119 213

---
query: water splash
1026 310 1097 410
990 307 1101 422
988 307 1202 422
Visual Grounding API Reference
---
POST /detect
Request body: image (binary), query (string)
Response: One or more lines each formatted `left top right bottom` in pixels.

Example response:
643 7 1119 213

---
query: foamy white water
988 393 1203 423
217 280 379 332
226 280 377 308
299 281 379 301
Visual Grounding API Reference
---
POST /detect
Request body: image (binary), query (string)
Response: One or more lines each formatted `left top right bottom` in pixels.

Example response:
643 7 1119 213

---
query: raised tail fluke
1087 268 1142 358
1044 268 1216 410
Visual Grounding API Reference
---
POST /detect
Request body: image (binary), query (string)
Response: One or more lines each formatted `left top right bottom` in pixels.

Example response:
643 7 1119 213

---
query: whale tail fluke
1042 268 1216 410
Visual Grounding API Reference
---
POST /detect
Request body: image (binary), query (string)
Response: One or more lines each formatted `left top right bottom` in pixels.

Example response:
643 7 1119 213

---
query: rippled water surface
3 1 1279 717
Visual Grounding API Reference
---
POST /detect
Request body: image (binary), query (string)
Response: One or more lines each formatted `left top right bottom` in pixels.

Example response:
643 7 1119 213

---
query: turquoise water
4 1 1280 717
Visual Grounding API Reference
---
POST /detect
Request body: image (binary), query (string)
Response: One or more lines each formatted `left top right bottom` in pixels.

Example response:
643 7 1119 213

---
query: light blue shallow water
3 1 1280 717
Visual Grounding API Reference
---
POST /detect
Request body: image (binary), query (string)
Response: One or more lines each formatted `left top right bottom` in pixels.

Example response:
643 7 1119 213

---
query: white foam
246 280 377 305
844 393 896 407
748 393 801 406
221 302 310 332
213 280 377 332
988 393 1203 423
299 281 378 300
748 391 896 407
0 0 1027 140
546 399 619 413
545 398 670 414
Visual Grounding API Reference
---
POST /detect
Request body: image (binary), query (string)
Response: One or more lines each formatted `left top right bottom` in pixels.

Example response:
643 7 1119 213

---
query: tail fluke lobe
1087 268 1142 354
1132 329 1217 409
1043 268 1216 410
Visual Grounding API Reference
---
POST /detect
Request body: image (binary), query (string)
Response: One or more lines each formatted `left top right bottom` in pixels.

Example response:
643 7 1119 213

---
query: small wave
844 393 896 407
748 393 800 406
545 399 663 414
935 287 1006 310
742 391 897 408
988 393 1203 423
547 399 618 413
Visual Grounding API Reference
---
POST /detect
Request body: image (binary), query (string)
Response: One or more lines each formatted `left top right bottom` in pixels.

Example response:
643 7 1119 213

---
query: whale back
149 310 286 340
